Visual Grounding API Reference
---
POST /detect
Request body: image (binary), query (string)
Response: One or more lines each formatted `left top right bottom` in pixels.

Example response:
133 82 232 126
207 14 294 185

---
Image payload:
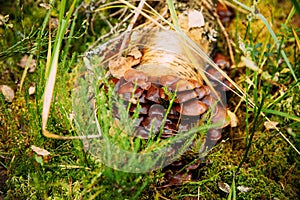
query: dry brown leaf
239 56 262 73
31 145 50 156
18 54 36 73
0 85 15 102
237 185 252 193
218 181 230 193
29 84 36 95
109 56 141 78
264 121 279 130
188 9 205 29
128 47 142 59
227 110 238 127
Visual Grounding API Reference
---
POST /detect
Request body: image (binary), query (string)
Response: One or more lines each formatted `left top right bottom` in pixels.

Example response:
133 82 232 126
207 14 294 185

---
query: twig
86 12 133 51
118 0 146 54
216 15 236 66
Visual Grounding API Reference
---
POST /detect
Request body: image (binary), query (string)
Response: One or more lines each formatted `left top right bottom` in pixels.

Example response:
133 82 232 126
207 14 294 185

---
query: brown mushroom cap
133 116 144 127
169 79 197 92
175 90 198 103
159 75 180 86
167 106 179 119
124 69 151 90
176 99 207 116
211 105 229 128
118 81 144 101
124 68 148 82
201 95 216 107
142 115 163 133
145 84 161 103
161 120 177 138
213 53 230 69
194 85 210 100
148 104 165 118
207 128 222 141
206 67 224 81
114 77 126 92
129 104 149 115
118 81 135 94
138 93 148 103
135 126 150 139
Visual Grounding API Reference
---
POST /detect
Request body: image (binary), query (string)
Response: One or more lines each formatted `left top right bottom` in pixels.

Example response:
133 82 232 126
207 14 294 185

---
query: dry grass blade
292 27 300 51
41 0 100 140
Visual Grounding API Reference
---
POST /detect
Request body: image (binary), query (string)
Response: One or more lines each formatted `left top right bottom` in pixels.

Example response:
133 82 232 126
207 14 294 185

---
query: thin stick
118 0 145 53
216 15 236 66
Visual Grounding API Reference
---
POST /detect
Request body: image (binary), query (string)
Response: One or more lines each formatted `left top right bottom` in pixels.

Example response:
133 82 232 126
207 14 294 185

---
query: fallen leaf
218 181 230 193
39 3 51 9
31 145 50 156
240 56 262 73
29 84 36 95
18 55 36 73
227 110 238 127
128 47 142 59
109 56 140 78
237 185 252 193
264 121 279 130
0 14 9 26
0 85 15 102
280 68 290 74
188 9 205 29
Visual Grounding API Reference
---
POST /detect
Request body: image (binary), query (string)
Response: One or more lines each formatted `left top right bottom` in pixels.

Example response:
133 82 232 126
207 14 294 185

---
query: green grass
1 0 300 199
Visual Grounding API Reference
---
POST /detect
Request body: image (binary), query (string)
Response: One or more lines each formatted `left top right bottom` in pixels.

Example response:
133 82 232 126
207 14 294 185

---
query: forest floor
0 0 299 199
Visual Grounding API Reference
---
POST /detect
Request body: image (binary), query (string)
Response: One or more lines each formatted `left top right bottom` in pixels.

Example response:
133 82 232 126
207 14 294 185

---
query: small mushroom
201 95 216 107
188 79 202 88
213 53 230 69
207 128 222 141
129 104 149 114
148 104 165 118
124 69 147 82
145 85 160 103
135 127 150 139
169 79 196 92
194 85 210 99
124 69 151 90
142 115 163 133
206 67 224 81
133 116 144 127
216 2 234 24
138 93 148 103
211 105 229 128
118 82 143 101
175 90 198 103
176 99 207 116
114 77 126 92
167 106 179 119
159 75 180 86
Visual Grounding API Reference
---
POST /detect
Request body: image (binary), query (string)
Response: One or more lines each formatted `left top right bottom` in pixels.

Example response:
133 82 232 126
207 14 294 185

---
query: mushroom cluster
108 64 229 146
